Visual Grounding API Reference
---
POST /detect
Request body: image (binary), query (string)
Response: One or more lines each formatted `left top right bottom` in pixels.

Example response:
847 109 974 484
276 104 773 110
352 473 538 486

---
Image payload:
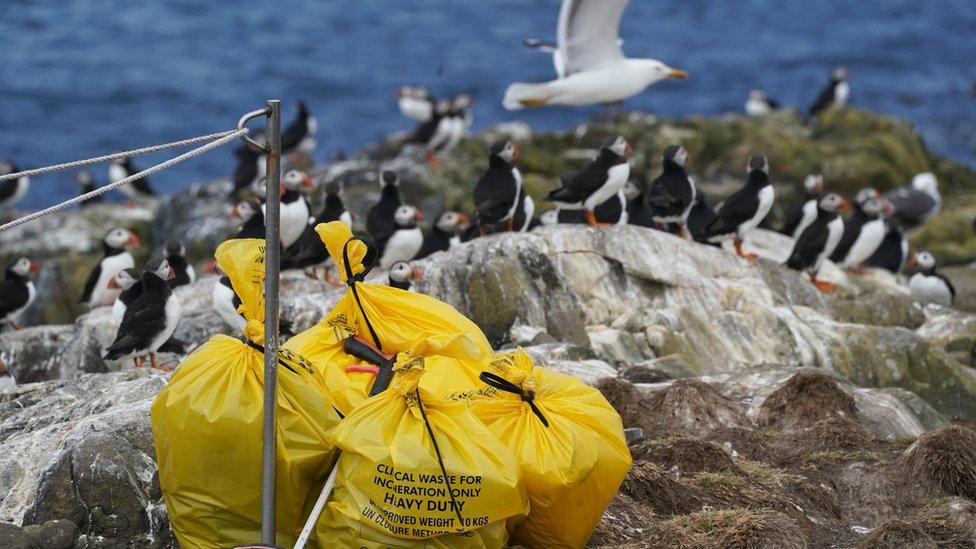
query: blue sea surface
1 0 974 209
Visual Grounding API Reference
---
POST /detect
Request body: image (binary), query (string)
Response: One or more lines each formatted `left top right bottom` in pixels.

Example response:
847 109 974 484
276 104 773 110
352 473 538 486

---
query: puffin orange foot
847 265 868 276
426 151 442 165
812 279 837 293
519 98 549 107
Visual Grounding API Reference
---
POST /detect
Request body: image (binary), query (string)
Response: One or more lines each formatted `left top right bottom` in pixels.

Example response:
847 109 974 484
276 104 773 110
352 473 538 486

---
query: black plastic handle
343 337 396 396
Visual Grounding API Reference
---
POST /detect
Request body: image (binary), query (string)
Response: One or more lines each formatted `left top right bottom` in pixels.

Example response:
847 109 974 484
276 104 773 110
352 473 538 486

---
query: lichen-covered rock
0 370 170 547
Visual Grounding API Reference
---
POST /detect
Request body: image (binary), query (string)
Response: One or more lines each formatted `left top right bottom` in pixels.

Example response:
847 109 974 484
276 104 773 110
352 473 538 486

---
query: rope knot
478 371 549 427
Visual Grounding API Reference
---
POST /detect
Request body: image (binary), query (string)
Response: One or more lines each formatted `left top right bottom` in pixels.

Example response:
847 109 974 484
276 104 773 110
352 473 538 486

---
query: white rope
0 128 248 232
0 129 243 182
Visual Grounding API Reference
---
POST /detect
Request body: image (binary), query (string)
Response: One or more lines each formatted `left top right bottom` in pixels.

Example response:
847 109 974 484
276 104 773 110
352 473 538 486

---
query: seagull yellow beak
667 69 688 80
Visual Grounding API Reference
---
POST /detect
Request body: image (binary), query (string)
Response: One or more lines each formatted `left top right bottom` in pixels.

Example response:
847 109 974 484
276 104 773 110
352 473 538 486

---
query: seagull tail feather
503 82 554 111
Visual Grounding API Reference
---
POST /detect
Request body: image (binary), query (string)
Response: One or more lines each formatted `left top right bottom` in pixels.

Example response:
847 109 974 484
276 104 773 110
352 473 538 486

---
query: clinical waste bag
150 239 342 548
457 348 632 548
316 339 528 547
283 221 491 415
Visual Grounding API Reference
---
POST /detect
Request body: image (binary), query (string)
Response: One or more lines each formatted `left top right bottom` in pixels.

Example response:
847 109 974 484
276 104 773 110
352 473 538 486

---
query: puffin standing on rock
231 199 266 239
283 181 351 279
809 67 850 117
782 174 824 239
108 157 154 201
267 169 315 249
103 258 182 370
0 257 41 330
473 141 529 234
81 227 140 308
830 189 893 273
417 211 470 259
388 261 421 291
0 161 30 213
165 240 195 288
786 193 851 292
908 252 955 307
378 204 425 269
110 268 142 325
281 100 317 160
745 89 779 116
646 145 696 237
623 180 654 228
885 172 941 228
367 170 404 240
545 136 632 227
866 218 910 275
698 156 775 259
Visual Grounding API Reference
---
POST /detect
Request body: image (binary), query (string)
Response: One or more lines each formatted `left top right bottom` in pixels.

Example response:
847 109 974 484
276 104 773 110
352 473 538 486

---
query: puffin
908 252 955 308
80 227 140 308
281 100 317 158
885 172 941 228
397 86 435 121
165 240 195 288
388 261 422 291
553 191 628 225
0 257 41 330
231 199 266 239
108 157 154 200
699 156 775 259
212 275 245 333
622 180 654 228
782 174 824 239
416 211 470 259
407 100 451 161
74 170 102 204
0 352 15 390
379 204 425 269
545 136 632 226
0 161 30 212
366 170 404 244
109 267 186 354
266 169 315 249
103 258 182 370
285 180 352 277
785 193 851 292
646 145 696 237
232 140 265 197
809 67 850 117
745 89 779 116
830 189 894 273
442 94 474 154
866 218 910 274
473 141 524 232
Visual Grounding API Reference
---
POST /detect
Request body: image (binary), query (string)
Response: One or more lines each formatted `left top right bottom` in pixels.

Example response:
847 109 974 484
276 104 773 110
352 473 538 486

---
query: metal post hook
237 107 273 153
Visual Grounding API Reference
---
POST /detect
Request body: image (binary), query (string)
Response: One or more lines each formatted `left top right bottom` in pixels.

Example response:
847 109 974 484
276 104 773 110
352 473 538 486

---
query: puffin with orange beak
254 169 314 249
388 261 422 292
786 193 852 293
103 258 182 371
0 257 41 330
81 227 140 308
416 211 471 259
378 204 425 269
545 136 632 227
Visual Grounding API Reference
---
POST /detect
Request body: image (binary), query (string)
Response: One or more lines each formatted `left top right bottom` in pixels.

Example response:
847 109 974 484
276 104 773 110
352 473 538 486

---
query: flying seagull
504 0 687 109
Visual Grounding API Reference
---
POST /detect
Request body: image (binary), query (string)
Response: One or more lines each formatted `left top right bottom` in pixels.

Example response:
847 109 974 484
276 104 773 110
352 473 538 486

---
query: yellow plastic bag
316 340 528 546
283 221 491 415
151 239 342 549
458 348 632 548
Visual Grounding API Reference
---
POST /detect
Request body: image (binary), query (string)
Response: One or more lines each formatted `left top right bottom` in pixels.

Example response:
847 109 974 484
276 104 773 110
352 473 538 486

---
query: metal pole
261 99 282 545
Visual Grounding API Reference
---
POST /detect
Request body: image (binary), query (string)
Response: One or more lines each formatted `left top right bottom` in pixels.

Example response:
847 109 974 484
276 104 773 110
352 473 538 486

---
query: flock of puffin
0 0 971 377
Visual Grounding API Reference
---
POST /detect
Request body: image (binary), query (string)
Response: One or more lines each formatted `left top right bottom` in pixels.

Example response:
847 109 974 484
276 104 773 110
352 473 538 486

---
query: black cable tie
478 371 550 428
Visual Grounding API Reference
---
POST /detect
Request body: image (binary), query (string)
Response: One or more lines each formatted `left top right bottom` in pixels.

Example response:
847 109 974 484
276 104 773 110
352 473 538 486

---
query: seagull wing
557 0 629 76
